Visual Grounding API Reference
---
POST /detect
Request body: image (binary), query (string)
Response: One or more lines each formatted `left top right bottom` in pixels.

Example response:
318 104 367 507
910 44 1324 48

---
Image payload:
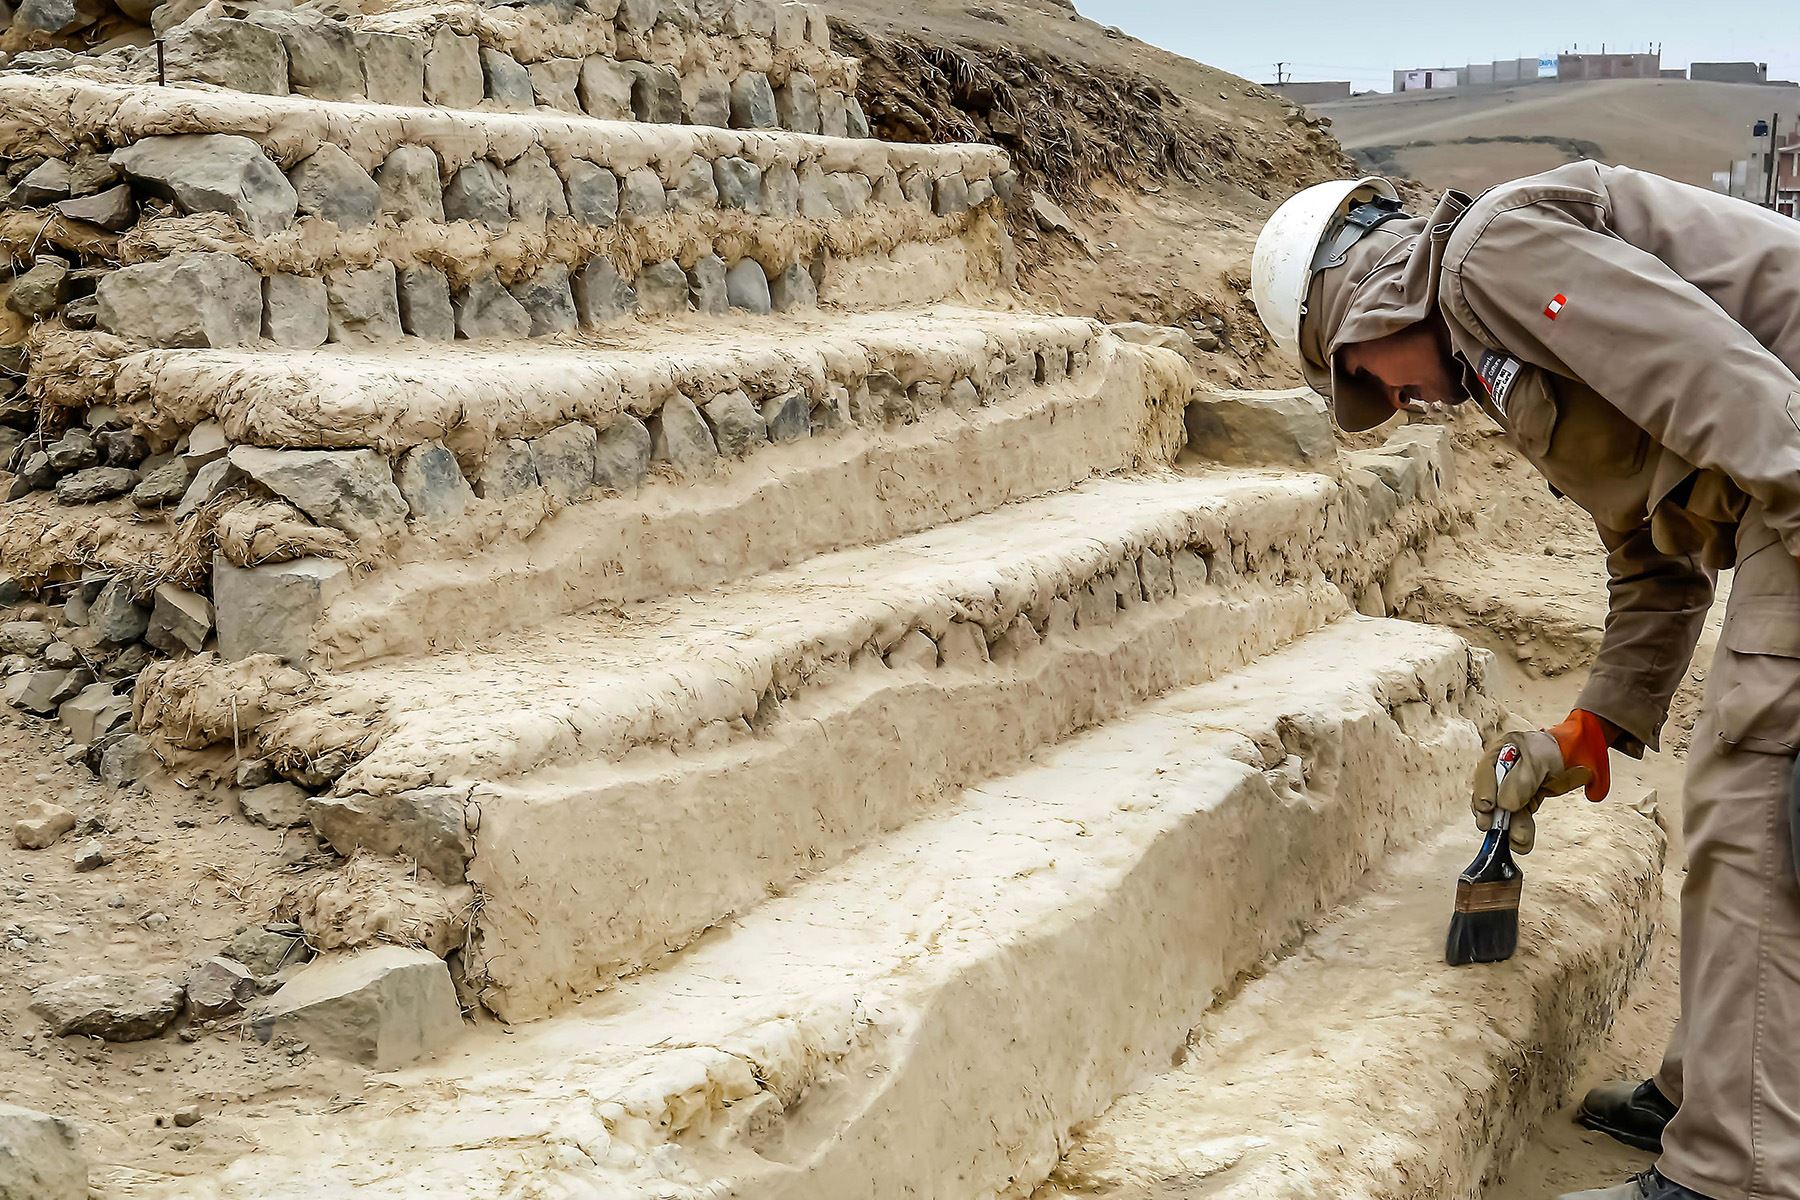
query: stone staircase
0 4 1665 1196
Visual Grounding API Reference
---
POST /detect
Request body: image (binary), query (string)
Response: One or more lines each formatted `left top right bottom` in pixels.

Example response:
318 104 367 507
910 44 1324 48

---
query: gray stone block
395 441 473 525
629 63 683 123
161 16 288 96
443 159 510 230
620 167 667 219
529 421 597 501
146 583 213 653
6 258 70 321
454 274 532 340
325 262 402 343
425 28 484 108
672 156 718 213
252 946 463 1068
10 668 92 717
761 163 799 217
573 258 636 325
776 73 820 134
186 956 259 1017
820 89 849 138
689 253 728 314
175 458 241 522
54 467 137 505
724 259 771 313
251 12 362 100
827 172 871 216
617 0 658 34
29 974 184 1041
132 460 191 509
900 168 932 210
46 427 97 473
376 144 444 223
845 96 871 138
15 0 95 35
0 622 53 655
761 390 808 443
637 259 690 314
89 578 148 645
967 177 995 208
729 72 778 129
112 134 297 237
227 447 409 542
11 159 71 206
934 173 971 216
650 396 718 475
213 555 350 663
52 184 136 232
768 262 816 312
687 76 731 127
96 252 263 348
290 144 378 228
1182 387 1336 469
510 265 579 337
474 439 537 498
714 156 761 211
578 56 634 119
0 1101 87 1200
703 390 767 457
482 48 537 110
504 148 570 225
797 164 833 219
397 266 455 341
528 58 583 111
565 161 619 226
358 31 427 106
593 415 652 491
310 786 475 881
58 682 130 744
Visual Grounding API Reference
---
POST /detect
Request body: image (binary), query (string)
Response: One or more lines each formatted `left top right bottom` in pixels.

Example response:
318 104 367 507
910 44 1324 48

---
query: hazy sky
1076 0 1800 93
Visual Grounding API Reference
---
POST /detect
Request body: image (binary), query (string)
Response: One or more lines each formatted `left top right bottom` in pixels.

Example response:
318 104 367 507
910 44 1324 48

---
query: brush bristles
1445 907 1520 965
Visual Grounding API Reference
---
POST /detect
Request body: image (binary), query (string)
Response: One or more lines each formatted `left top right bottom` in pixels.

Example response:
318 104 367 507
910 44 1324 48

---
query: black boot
1576 1078 1677 1153
1559 1168 1715 1199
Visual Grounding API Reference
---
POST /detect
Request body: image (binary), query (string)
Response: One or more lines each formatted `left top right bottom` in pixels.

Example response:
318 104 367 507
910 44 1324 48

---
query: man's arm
1576 520 1717 755
1453 196 1800 557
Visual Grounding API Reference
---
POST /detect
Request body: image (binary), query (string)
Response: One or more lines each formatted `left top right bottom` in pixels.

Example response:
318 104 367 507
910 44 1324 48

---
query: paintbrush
1445 743 1524 966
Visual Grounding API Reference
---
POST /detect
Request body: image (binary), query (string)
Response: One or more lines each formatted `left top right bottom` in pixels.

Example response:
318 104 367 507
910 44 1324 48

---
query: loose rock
54 467 137 505
252 946 463 1067
30 974 185 1041
14 799 76 850
224 925 310 978
88 580 149 645
239 783 310 829
147 584 214 653
0 1101 87 1200
227 447 409 543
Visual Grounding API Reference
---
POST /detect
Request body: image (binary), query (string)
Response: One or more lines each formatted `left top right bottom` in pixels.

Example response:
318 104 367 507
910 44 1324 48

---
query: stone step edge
1039 807 1666 1200
281 470 1348 802
144 618 1495 1198
139 0 859 116
113 310 1095 457
303 327 1175 666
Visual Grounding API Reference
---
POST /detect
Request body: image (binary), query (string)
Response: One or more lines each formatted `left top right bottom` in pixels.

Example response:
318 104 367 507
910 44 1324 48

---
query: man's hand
1470 710 1616 853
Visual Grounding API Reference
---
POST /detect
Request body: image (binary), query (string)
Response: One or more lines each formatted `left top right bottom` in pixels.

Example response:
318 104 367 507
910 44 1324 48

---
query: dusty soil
0 713 367 1187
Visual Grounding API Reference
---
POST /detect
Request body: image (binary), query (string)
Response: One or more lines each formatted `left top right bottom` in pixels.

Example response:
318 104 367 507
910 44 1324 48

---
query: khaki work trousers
1652 505 1800 1200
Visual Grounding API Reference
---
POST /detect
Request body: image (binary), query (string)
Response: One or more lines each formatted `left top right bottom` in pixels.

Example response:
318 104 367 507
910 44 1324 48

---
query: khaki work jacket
1428 162 1800 755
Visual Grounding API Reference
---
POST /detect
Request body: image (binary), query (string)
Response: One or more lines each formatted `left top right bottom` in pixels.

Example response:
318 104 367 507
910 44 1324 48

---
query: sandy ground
0 711 368 1186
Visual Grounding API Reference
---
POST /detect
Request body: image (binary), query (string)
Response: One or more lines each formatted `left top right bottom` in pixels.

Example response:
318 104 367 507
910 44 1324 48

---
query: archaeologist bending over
1252 160 1800 1200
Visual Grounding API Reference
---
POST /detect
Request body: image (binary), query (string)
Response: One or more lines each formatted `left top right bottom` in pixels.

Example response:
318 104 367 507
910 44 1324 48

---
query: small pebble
173 1105 201 1128
73 842 111 872
171 1137 191 1152
144 912 169 930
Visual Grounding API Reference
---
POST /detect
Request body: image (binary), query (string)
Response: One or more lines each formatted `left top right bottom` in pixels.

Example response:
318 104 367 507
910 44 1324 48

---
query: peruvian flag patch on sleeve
1544 293 1568 320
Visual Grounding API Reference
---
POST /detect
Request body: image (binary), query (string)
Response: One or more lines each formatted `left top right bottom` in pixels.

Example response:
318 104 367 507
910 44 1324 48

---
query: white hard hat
1251 176 1402 354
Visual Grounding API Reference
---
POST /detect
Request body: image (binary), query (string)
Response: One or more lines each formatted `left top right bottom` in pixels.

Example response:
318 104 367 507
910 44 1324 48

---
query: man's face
1336 322 1464 416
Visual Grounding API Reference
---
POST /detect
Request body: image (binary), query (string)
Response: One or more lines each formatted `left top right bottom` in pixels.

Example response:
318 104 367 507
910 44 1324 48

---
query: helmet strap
1310 196 1407 274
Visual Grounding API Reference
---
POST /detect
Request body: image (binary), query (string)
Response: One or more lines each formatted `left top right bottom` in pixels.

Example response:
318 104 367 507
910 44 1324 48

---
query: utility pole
1274 62 1289 86
1767 113 1782 208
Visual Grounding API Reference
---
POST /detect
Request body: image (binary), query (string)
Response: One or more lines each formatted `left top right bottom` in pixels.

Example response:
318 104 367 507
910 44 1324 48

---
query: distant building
1691 61 1768 84
1659 68 1687 79
1266 80 1352 104
1557 51 1661 81
1392 67 1460 92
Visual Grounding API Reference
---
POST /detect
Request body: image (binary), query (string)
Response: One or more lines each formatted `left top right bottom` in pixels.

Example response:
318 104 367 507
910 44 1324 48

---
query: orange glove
1546 708 1614 802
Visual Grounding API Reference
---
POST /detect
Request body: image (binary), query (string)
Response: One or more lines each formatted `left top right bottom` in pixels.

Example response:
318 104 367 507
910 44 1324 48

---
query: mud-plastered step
149 617 1496 1199
1039 806 1665 1200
